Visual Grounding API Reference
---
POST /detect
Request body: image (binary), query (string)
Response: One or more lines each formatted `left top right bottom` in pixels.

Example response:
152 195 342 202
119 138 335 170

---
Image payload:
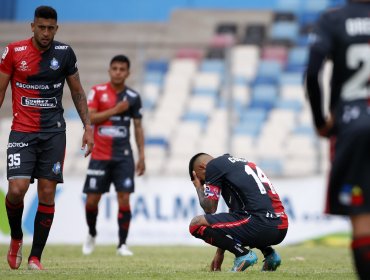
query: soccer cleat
7 238 23 269
231 250 258 272
117 244 133 256
82 234 96 255
28 257 44 270
262 251 281 271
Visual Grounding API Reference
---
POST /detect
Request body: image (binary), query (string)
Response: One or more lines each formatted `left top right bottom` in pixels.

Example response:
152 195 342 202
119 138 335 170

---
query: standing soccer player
0 6 94 270
189 153 288 272
82 55 145 256
305 1 370 279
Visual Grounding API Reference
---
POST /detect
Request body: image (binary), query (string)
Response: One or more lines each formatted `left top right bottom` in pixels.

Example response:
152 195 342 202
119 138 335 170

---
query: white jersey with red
87 82 142 160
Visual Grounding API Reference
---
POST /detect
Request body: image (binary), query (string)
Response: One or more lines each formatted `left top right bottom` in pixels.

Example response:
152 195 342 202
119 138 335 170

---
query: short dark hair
34 6 57 21
188 153 208 181
110 55 130 69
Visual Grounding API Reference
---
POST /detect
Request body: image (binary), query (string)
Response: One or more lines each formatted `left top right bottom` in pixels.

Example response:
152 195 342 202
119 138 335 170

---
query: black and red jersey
307 2 370 128
87 82 142 161
0 37 78 132
205 154 288 229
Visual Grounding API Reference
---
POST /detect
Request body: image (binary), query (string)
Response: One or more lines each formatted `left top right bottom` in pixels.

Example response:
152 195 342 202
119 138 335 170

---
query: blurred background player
0 6 94 270
188 153 288 272
82 54 145 256
305 0 370 279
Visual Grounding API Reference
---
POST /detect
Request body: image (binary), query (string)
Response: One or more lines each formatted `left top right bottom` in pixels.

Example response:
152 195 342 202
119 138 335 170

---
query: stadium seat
175 48 203 60
270 21 299 43
215 22 238 36
256 60 282 83
250 85 279 110
276 0 302 13
286 46 309 71
275 98 303 112
144 60 169 74
209 34 236 48
242 24 267 45
199 59 225 74
239 108 268 123
279 72 303 85
261 45 288 66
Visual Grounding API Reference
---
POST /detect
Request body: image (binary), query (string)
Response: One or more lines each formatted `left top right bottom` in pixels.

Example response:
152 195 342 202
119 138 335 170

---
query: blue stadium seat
239 108 268 123
145 136 169 149
257 158 283 176
199 59 225 74
279 72 303 85
182 111 209 129
145 60 169 74
270 21 299 42
286 46 309 72
250 85 278 110
275 98 302 112
256 60 282 84
192 88 219 97
144 71 164 85
293 124 315 135
276 0 302 13
233 122 262 137
303 0 330 13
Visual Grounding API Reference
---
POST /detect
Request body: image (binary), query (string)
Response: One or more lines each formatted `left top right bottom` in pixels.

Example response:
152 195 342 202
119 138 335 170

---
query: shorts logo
7 142 28 148
339 184 364 206
52 162 61 175
50 57 59 70
89 178 97 189
123 178 132 188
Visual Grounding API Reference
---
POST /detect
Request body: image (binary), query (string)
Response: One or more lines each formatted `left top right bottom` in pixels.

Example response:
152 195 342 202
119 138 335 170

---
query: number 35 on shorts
8 153 21 167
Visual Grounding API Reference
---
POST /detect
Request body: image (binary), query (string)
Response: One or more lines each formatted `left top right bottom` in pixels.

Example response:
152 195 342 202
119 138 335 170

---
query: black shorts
327 101 370 215
83 157 135 194
205 212 287 249
7 130 66 183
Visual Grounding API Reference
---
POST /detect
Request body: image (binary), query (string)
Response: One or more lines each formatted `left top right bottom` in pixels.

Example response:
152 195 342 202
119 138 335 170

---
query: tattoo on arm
68 72 90 126
196 187 217 214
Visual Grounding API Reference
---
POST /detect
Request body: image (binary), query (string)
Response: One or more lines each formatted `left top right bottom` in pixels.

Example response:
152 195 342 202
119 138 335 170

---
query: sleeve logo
1 47 9 62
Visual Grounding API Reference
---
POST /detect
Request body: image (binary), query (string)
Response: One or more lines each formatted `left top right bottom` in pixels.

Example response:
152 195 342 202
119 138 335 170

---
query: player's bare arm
210 248 225 271
0 72 10 108
88 100 129 125
192 171 218 214
133 118 145 176
66 71 94 157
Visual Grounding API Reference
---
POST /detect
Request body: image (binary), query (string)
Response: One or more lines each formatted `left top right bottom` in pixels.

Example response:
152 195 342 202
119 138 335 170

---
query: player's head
109 55 130 86
189 153 213 184
31 6 58 50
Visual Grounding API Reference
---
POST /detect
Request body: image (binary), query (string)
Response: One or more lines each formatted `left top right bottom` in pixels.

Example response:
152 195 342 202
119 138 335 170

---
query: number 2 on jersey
245 164 276 195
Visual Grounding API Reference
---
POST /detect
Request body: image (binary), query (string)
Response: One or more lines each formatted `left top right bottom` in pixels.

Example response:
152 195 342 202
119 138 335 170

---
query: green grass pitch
0 240 356 280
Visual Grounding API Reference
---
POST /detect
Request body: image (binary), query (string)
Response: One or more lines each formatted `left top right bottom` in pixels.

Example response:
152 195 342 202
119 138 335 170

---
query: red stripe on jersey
211 217 250 229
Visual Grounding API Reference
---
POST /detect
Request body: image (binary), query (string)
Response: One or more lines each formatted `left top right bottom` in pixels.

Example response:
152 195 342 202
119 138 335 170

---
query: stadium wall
15 0 297 22
0 176 350 246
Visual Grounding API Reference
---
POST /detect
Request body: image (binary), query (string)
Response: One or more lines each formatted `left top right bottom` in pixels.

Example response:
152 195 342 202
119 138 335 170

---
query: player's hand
210 249 224 271
82 124 94 157
114 98 130 114
136 158 145 176
317 117 334 138
192 171 203 189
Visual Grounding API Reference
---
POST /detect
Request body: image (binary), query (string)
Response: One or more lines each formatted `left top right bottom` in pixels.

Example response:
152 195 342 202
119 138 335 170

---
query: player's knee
189 215 207 237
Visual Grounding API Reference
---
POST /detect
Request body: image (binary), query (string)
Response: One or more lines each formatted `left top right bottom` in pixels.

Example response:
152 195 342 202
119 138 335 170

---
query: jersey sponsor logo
346 18 370 36
86 169 105 176
21 96 57 108
55 45 69 50
1 47 9 61
96 85 107 91
14 46 27 52
7 142 29 148
16 82 49 90
98 126 127 138
50 57 60 70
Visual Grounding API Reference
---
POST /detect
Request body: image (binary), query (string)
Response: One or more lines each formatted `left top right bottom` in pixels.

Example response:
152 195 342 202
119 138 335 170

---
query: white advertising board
0 176 350 245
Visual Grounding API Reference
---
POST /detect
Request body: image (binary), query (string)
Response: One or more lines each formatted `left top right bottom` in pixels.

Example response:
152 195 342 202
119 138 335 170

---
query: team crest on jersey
50 57 60 70
101 93 109 102
18 60 29 71
52 162 61 175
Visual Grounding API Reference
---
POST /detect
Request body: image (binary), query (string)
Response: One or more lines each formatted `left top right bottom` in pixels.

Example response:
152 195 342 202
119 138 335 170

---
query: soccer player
82 55 145 256
0 6 94 270
305 1 370 279
188 153 288 272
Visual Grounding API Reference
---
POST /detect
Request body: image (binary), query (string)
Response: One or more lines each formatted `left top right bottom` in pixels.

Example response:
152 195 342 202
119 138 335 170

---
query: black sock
352 236 370 280
29 203 54 261
118 206 131 247
259 246 274 258
190 225 249 257
85 205 98 237
5 196 24 240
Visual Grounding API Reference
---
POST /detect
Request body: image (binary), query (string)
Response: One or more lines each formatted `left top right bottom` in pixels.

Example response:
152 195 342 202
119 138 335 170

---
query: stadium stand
0 0 345 178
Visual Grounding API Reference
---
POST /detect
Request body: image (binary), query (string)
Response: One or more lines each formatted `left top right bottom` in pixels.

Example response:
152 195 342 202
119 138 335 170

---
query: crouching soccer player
188 153 288 272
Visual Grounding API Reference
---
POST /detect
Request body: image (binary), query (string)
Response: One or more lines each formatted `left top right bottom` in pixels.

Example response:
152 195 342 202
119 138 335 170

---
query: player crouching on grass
188 153 288 272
